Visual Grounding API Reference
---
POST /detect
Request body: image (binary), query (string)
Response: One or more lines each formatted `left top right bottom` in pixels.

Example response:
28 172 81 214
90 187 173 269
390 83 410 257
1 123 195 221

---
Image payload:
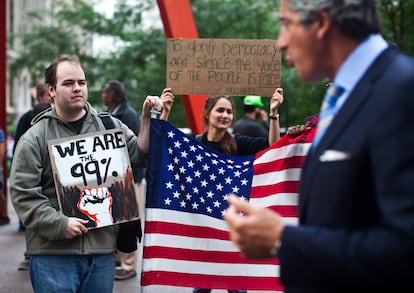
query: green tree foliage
8 0 414 129
9 0 167 118
379 0 414 55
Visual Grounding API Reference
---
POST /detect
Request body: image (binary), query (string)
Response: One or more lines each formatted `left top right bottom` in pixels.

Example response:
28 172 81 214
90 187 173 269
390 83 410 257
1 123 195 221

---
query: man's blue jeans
29 253 115 293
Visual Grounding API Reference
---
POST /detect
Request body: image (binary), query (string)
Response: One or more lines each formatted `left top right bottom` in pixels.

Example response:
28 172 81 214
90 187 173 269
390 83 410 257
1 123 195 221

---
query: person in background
12 81 52 271
10 54 162 293
101 80 144 281
0 127 8 225
161 87 284 293
224 0 414 292
232 95 270 138
13 81 52 158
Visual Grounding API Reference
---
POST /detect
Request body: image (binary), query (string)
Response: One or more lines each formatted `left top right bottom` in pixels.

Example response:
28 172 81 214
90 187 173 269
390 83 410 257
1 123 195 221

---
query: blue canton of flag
146 118 255 219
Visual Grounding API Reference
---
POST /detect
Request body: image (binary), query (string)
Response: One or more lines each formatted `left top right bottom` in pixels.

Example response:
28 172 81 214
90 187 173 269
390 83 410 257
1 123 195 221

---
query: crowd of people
2 0 414 292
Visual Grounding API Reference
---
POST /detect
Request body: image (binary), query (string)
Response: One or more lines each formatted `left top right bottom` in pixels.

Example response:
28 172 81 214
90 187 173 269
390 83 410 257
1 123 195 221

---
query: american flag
141 118 315 291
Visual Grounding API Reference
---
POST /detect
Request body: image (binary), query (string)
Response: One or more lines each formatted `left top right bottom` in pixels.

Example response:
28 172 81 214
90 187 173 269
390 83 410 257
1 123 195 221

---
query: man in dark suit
224 0 414 292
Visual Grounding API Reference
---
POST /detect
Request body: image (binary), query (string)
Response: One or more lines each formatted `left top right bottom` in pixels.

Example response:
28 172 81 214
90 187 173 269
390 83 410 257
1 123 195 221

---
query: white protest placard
48 128 139 229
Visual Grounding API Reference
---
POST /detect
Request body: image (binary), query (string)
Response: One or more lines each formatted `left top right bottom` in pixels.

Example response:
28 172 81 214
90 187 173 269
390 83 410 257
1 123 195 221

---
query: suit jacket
279 46 414 292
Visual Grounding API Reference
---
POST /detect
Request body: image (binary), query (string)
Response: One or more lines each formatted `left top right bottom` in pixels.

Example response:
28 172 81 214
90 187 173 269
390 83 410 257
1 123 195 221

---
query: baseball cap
243 95 264 107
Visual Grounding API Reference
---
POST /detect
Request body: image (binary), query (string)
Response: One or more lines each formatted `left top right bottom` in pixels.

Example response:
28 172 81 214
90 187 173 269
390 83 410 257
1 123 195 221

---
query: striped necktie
313 83 345 147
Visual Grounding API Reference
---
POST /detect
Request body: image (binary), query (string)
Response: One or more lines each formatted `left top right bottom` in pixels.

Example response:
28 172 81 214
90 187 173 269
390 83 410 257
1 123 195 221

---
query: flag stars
232 186 240 193
240 178 249 185
165 181 173 189
158 122 259 220
167 163 174 171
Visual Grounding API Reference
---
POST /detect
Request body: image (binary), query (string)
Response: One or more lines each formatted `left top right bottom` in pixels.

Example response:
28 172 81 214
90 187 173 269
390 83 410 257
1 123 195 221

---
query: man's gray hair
285 0 381 40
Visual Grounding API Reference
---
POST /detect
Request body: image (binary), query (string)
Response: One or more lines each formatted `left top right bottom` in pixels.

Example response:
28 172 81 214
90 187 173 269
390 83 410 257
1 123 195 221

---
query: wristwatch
269 114 279 120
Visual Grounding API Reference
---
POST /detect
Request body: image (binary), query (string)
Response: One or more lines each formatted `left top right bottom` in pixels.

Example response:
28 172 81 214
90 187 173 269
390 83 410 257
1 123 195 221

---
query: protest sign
48 129 139 229
166 38 281 96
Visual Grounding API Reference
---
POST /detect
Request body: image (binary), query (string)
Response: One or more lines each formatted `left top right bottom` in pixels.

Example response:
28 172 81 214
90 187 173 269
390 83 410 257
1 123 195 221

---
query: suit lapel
298 46 398 219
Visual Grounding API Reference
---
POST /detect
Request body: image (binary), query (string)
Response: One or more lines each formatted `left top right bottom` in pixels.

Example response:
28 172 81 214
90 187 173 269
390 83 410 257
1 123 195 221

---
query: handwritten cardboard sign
48 129 139 229
166 38 281 97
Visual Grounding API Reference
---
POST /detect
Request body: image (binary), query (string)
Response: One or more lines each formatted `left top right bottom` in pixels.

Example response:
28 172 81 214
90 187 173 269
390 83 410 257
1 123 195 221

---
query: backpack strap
98 112 115 130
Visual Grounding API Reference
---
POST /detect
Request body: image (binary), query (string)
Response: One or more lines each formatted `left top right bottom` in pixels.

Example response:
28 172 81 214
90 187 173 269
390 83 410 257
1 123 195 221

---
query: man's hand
224 194 285 259
64 217 89 239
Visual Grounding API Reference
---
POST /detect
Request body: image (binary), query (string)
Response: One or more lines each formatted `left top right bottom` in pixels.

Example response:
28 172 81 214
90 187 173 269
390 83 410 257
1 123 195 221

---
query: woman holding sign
160 87 284 293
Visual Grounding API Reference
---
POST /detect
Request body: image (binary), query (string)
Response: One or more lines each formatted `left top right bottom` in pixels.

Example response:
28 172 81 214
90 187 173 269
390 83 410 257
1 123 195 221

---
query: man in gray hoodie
10 55 161 292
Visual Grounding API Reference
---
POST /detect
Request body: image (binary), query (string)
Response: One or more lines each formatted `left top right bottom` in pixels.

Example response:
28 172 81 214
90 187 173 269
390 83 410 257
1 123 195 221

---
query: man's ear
47 84 55 99
315 10 332 39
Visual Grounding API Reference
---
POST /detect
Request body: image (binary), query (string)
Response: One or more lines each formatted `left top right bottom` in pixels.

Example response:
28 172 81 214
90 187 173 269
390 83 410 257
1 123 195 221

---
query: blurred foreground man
225 1 414 292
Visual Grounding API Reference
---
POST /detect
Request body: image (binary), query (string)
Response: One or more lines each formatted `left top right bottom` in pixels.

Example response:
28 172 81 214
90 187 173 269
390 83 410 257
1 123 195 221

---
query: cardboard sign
48 129 139 229
166 38 281 97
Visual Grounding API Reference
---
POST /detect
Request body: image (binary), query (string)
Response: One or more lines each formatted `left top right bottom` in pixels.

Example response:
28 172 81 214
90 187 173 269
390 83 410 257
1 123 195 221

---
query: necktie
312 83 345 147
